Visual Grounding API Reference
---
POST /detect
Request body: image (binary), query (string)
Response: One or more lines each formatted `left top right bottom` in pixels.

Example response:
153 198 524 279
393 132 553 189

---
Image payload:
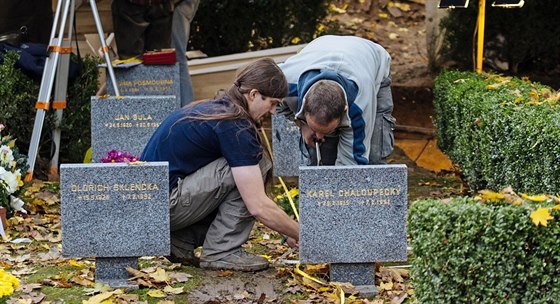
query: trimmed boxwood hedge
434 70 560 194
409 198 560 303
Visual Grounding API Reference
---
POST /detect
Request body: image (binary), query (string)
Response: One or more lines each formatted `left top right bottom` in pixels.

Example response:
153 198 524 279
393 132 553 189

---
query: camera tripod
25 0 120 181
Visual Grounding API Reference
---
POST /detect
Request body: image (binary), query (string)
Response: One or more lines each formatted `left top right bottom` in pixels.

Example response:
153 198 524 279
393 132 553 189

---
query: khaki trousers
169 155 271 261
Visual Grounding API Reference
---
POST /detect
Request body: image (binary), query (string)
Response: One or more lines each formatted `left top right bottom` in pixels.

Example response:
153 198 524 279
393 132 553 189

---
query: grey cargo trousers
169 155 272 261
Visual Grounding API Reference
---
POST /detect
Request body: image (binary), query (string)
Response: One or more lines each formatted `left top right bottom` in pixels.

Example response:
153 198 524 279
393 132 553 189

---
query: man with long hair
279 35 396 166
141 58 299 271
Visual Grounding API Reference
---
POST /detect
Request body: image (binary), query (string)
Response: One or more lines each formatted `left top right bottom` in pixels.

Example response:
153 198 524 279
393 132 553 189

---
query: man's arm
336 126 369 165
231 165 299 242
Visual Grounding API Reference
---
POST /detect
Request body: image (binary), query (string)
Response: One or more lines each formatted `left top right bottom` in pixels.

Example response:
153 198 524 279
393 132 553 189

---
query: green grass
16 261 206 304
22 265 89 303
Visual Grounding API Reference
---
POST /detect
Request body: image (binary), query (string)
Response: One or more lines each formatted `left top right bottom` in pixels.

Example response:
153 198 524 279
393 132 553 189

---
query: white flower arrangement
0 124 28 215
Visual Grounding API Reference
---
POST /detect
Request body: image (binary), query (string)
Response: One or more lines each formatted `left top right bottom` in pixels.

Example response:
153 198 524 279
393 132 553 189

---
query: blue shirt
141 97 263 190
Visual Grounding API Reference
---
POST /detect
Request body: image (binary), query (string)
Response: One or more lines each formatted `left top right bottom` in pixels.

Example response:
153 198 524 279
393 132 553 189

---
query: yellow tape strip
295 263 327 285
295 263 346 303
278 175 299 221
259 127 300 220
111 57 142 66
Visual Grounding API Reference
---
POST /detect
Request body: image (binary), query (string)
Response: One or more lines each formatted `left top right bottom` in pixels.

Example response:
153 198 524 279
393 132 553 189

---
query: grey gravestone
299 164 408 296
272 114 307 176
60 162 170 288
106 64 180 101
91 95 178 162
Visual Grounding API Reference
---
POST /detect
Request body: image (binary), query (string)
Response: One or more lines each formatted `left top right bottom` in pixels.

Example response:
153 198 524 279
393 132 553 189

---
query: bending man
279 35 395 165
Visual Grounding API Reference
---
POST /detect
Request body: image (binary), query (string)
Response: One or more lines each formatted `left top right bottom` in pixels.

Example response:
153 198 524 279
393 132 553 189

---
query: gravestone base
330 263 377 298
95 257 139 289
330 263 376 285
353 285 377 298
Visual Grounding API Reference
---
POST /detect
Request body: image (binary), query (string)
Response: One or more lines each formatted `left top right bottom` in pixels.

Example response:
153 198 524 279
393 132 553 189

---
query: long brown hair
183 57 288 126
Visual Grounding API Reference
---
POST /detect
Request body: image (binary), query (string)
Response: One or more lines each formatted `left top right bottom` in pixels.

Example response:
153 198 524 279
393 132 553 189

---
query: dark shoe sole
166 255 200 267
200 260 269 272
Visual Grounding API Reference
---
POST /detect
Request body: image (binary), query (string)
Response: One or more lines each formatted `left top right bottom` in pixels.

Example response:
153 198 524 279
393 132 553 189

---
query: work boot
166 250 200 267
200 248 269 272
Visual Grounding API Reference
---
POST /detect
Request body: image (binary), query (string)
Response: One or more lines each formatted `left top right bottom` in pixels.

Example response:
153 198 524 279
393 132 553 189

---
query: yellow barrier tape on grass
295 263 345 303
295 263 327 285
260 127 300 221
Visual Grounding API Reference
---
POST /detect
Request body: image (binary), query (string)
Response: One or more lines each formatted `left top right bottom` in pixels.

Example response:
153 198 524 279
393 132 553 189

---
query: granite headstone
299 164 408 296
271 114 307 176
91 95 178 162
60 162 170 287
106 64 180 101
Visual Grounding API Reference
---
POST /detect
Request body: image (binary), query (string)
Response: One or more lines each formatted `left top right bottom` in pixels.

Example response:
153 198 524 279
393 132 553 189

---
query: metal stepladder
25 0 120 182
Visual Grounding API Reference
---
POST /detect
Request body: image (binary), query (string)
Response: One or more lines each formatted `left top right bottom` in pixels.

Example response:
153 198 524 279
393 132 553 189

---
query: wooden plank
74 0 113 39
189 44 305 100
188 44 305 72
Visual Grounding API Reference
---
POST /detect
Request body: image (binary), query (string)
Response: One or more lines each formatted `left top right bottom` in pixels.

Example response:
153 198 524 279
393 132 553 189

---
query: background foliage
439 0 560 88
189 0 334 56
0 52 99 165
409 197 560 303
433 70 560 194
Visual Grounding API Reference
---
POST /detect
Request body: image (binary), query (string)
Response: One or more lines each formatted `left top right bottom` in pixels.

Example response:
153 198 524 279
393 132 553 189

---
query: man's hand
286 237 299 248
300 123 316 147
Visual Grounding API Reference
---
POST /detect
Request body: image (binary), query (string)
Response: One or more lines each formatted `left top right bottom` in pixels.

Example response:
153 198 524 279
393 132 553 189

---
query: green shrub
440 0 560 80
0 51 46 147
434 70 560 194
190 0 333 56
0 51 99 165
409 197 560 303
59 55 99 163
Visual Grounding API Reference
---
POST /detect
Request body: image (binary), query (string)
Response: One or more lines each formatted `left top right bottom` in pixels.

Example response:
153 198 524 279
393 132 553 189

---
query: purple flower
100 149 139 163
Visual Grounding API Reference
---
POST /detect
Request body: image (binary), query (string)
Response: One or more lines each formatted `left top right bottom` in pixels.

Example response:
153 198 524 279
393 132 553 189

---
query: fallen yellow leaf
478 189 505 201
380 281 394 290
328 3 346 14
394 2 411 11
69 259 85 267
520 193 549 202
163 285 184 295
530 208 553 227
149 268 170 283
147 289 166 298
83 290 123 304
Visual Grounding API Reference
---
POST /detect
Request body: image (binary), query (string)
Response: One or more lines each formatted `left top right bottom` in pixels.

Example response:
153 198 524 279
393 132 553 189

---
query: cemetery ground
0 1 463 303
0 146 462 304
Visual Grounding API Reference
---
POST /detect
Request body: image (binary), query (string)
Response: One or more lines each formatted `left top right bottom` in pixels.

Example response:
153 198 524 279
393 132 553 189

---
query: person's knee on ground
199 156 273 272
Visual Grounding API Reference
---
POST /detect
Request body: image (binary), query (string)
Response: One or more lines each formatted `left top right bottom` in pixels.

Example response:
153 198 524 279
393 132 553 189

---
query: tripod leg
25 0 72 182
89 0 120 96
49 38 72 181
49 0 76 181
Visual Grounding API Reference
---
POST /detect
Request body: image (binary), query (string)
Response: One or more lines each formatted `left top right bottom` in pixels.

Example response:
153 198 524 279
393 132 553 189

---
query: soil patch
187 269 285 303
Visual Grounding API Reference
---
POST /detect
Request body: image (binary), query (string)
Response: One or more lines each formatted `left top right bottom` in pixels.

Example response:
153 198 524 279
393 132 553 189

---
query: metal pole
25 0 72 181
476 0 486 73
49 0 75 180
89 0 120 96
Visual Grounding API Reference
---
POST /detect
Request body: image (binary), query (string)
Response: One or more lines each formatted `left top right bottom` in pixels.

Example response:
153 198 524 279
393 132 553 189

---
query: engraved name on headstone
61 162 170 288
